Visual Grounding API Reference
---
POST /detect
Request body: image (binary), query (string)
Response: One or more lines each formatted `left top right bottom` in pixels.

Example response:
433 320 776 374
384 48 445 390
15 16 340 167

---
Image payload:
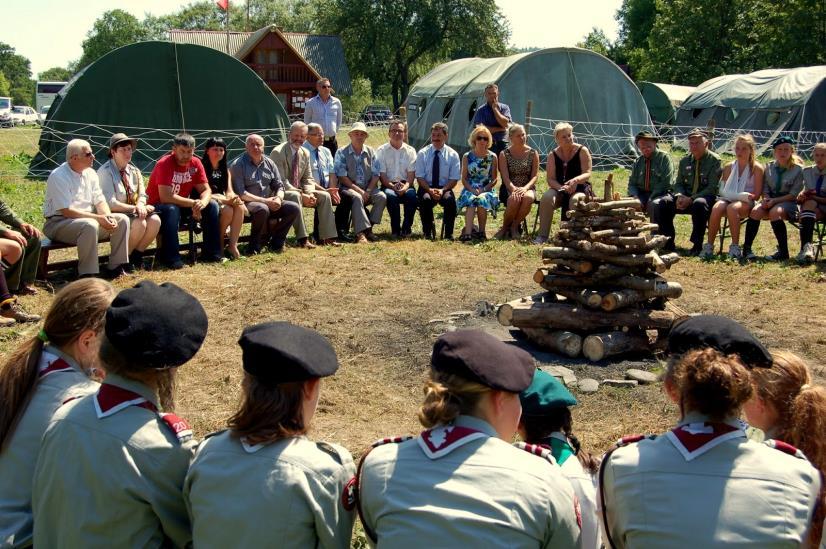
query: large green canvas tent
638 82 695 125
29 41 290 177
673 66 826 154
405 47 652 166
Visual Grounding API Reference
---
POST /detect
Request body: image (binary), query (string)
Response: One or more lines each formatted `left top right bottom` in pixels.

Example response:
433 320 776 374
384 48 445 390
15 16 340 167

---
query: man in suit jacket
270 121 340 247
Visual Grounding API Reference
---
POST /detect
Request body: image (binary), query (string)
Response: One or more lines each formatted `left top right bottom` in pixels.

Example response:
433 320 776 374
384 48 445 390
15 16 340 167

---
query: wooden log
540 258 594 273
613 274 669 291
595 198 643 212
510 303 677 330
570 192 590 211
582 331 654 361
600 235 648 247
603 173 613 202
521 328 583 358
555 229 591 241
660 253 680 268
497 292 554 326
554 288 604 309
649 251 666 273
592 264 635 280
590 224 659 238
601 289 648 311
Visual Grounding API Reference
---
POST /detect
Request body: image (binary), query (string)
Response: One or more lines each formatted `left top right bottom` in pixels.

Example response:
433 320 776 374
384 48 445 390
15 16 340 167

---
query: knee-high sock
743 218 761 251
770 219 788 256
799 212 816 246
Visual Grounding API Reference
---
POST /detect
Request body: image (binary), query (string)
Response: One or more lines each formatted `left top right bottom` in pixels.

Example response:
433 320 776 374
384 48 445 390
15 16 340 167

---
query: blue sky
7 0 622 77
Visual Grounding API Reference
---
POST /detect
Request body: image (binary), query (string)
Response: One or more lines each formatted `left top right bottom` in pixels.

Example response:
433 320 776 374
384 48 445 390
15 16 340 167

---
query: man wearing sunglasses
43 139 131 278
304 77 342 156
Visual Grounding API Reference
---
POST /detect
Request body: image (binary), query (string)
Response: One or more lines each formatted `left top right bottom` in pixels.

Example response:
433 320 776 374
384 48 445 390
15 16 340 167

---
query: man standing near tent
627 131 676 252
304 77 343 156
147 133 223 269
472 84 512 156
673 128 721 255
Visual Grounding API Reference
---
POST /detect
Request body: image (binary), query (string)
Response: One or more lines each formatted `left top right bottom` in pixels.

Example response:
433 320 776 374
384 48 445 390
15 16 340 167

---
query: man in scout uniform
184 321 356 548
32 280 207 548
673 129 721 255
627 130 676 251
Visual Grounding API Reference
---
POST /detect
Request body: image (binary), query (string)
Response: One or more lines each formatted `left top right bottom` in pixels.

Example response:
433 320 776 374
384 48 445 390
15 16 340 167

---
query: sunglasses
78 151 94 158
320 85 331 89
476 136 489 142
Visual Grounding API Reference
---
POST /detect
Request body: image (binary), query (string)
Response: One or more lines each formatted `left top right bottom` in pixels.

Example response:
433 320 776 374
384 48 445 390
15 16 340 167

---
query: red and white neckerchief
417 425 487 460
38 351 75 379
94 383 193 443
665 421 745 462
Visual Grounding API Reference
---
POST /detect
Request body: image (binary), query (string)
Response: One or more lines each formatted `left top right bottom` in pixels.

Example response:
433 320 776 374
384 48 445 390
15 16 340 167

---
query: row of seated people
1 278 824 547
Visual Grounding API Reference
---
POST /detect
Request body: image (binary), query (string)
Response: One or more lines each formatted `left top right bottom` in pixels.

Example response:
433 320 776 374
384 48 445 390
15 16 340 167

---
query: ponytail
418 371 490 428
520 407 601 474
0 337 45 449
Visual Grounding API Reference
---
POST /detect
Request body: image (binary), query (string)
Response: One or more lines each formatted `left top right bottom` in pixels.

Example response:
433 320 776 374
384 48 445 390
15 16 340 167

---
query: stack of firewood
498 189 687 362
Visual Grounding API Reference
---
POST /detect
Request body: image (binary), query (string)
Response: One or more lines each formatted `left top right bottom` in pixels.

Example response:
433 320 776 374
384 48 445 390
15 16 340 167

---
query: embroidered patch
160 413 193 443
417 426 487 459
666 422 744 462
39 357 74 379
342 477 357 511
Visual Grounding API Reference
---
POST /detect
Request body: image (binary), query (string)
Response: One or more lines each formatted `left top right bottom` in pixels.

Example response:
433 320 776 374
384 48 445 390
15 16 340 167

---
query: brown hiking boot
1 300 41 323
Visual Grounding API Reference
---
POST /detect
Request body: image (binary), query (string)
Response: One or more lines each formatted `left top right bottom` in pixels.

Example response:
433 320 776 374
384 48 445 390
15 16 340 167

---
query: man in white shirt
376 120 417 237
303 77 343 156
43 139 130 277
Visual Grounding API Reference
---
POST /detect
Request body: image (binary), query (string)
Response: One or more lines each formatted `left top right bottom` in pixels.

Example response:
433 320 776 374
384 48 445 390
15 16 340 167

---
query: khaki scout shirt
674 150 722 199
184 432 356 548
627 148 674 200
764 161 804 199
360 415 582 548
0 347 97 548
600 412 820 548
32 373 196 548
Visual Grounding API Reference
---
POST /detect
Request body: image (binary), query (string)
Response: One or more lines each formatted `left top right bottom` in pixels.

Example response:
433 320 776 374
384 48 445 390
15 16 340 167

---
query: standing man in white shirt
376 120 418 237
43 139 130 278
304 77 343 157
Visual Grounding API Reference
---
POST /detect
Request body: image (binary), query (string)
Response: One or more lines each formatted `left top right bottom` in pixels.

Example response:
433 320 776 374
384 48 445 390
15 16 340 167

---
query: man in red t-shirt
147 133 222 269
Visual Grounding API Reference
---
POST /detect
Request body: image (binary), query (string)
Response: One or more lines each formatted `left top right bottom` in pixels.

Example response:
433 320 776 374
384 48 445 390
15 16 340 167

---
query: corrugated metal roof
167 28 352 95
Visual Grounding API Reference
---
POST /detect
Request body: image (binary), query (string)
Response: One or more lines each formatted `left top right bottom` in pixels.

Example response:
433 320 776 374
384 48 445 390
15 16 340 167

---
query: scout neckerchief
692 155 701 194
774 164 786 196
816 173 824 196
120 166 138 206
547 432 575 466
94 383 193 443
38 351 74 379
417 423 487 459
665 421 745 462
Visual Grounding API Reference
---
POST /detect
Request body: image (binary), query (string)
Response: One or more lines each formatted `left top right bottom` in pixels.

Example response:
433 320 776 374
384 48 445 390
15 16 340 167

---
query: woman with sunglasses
457 125 499 241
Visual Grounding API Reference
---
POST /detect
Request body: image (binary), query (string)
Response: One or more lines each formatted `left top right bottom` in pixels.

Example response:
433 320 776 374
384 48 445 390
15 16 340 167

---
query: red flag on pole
216 0 229 10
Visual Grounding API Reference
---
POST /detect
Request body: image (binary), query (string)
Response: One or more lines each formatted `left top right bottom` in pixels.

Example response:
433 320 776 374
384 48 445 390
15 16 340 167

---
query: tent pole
525 99 533 143
226 3 230 55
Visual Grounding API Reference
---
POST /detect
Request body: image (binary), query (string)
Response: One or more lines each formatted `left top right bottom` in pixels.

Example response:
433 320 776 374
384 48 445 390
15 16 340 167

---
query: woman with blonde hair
702 134 764 259
745 350 826 547
796 142 826 263
457 125 499 241
357 330 581 547
495 123 540 240
0 278 115 547
742 136 805 261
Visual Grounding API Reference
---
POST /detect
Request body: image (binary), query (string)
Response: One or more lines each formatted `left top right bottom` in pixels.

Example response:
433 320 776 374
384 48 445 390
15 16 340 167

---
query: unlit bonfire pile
498 194 687 362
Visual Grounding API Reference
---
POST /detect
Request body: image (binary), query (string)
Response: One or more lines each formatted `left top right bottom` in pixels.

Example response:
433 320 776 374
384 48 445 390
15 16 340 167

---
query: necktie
432 149 441 188
291 150 299 187
692 158 700 194
315 149 326 188
120 168 136 205
816 174 824 196
644 158 651 192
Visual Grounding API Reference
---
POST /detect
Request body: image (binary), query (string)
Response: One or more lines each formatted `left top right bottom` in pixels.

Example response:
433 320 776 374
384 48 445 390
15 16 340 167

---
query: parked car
0 96 12 127
360 105 392 125
38 105 51 125
11 106 39 126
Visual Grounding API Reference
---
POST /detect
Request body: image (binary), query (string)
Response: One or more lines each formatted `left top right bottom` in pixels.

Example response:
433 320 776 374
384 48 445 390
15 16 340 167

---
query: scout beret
686 128 708 139
668 315 772 368
105 280 207 369
635 130 658 143
772 135 795 148
520 369 577 416
238 321 339 385
431 329 535 392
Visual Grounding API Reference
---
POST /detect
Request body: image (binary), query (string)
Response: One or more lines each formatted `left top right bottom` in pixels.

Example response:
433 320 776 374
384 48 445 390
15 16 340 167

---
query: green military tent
673 66 826 155
29 41 290 177
638 82 695 125
405 47 652 166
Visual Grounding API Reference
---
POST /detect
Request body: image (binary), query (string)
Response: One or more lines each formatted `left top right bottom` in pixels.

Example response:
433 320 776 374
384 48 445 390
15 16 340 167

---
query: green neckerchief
692 157 701 194
546 434 575 466
775 165 786 196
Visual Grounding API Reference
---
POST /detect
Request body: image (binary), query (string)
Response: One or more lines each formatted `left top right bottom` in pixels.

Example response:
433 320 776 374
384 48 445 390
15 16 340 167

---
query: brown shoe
321 238 342 247
14 284 38 296
0 315 15 327
1 300 41 323
356 233 369 244
299 238 317 249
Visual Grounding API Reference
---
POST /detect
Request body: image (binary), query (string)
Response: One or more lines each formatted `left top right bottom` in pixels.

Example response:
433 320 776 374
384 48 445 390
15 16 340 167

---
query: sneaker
0 315 15 327
764 250 789 261
796 242 815 264
699 243 714 259
1 300 41 323
728 244 743 259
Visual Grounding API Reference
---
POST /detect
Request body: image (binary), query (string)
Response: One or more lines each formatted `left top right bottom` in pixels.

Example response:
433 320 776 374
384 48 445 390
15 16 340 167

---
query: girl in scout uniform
742 135 805 261
184 321 356 549
519 369 602 549
600 315 821 548
796 142 826 263
745 350 826 547
0 278 115 547
357 329 581 548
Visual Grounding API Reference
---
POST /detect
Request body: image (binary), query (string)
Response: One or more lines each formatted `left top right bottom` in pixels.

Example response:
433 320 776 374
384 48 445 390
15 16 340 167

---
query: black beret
635 130 659 143
106 280 207 370
668 315 772 368
431 329 535 392
772 135 795 148
238 321 339 385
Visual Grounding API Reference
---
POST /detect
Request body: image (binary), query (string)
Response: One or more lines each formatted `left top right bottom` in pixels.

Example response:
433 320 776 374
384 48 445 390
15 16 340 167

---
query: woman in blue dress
457 125 499 241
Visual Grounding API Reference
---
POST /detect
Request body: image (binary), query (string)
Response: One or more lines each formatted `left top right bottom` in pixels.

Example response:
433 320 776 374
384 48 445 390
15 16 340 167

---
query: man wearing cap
270 121 340 248
184 321 355 548
376 119 418 237
334 122 386 243
628 130 676 251
229 134 300 254
147 133 223 269
31 280 207 548
472 84 512 156
358 329 581 547
600 315 820 548
97 133 161 270
673 129 721 255
43 138 131 278
415 122 460 240
304 77 342 156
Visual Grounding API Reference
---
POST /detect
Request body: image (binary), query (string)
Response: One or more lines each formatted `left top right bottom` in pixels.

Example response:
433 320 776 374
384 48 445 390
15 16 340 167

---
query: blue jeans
155 200 221 265
383 187 417 234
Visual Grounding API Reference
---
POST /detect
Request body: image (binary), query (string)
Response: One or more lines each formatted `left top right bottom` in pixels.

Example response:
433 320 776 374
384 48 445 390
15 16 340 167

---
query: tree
38 67 73 81
577 28 613 58
0 71 10 97
0 43 34 104
78 10 150 69
320 0 510 110
615 0 657 51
